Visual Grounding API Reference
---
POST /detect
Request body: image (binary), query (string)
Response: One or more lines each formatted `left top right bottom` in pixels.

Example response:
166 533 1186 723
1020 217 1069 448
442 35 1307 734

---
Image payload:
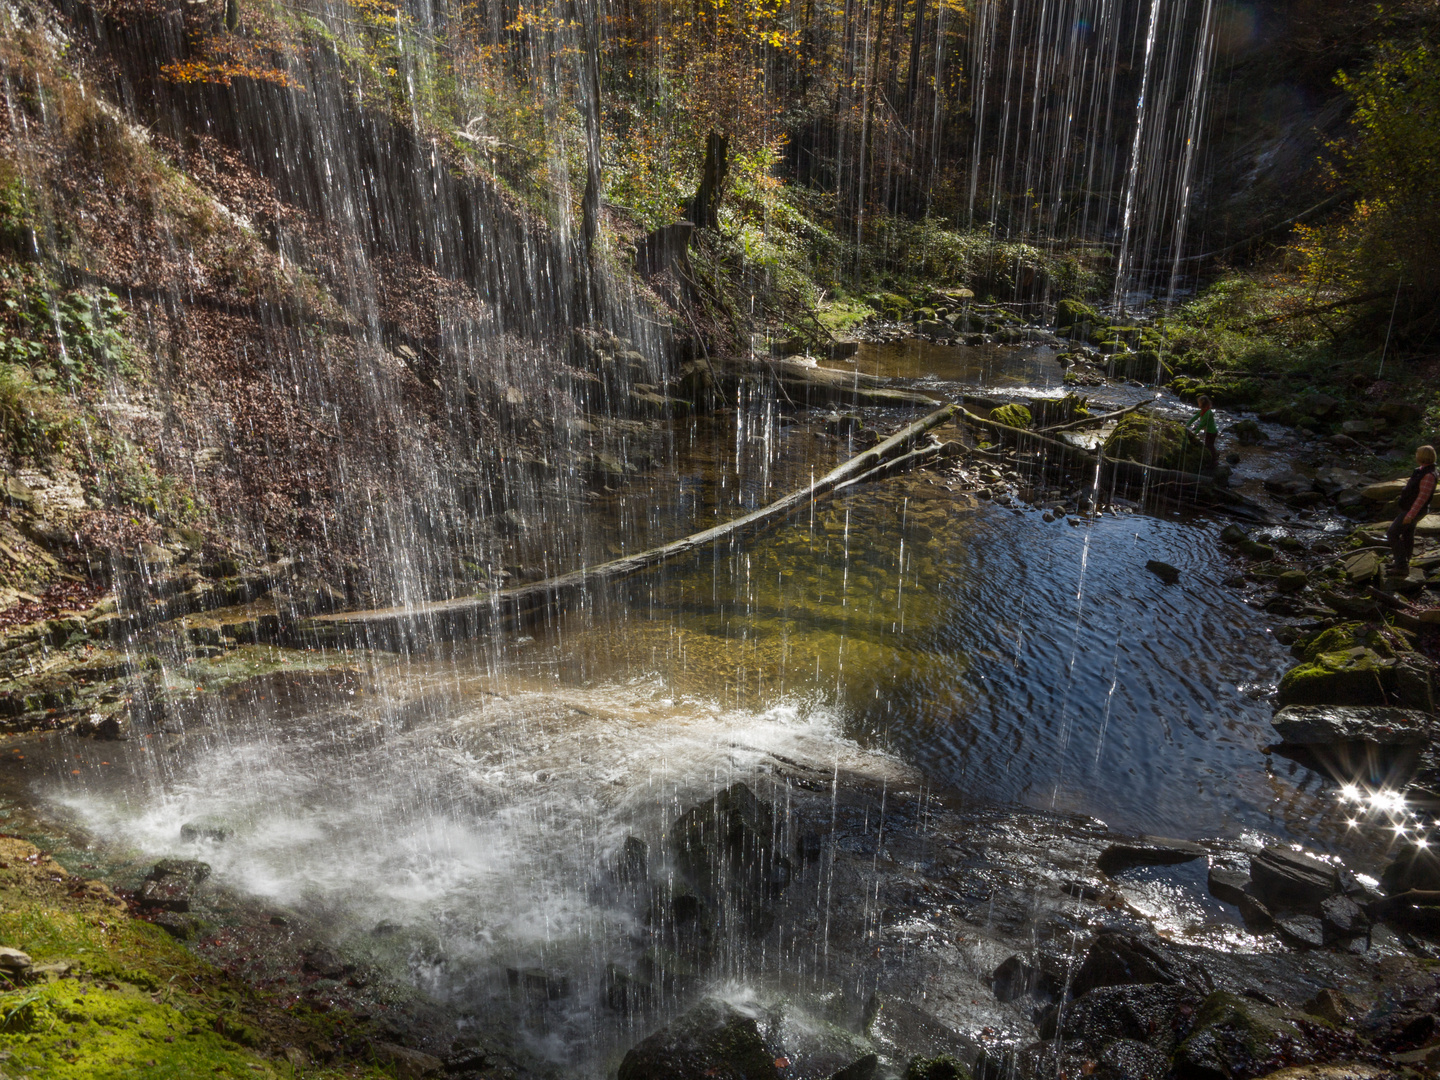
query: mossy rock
905 1055 971 1080
989 404 1032 429
1029 393 1089 428
1295 622 1397 663
864 292 914 319
1055 299 1097 329
1277 648 1392 708
1173 992 1310 1080
1103 414 1205 471
1107 349 1168 383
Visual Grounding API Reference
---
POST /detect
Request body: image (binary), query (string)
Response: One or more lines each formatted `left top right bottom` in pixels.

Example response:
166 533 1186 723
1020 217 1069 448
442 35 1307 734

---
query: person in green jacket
1187 395 1217 463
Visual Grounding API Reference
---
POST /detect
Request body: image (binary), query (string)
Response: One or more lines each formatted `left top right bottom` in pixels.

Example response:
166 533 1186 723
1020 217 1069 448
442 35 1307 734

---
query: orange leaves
159 58 300 89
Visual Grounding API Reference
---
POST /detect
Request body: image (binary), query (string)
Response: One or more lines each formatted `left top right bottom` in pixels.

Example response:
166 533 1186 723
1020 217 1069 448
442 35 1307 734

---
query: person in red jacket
1388 445 1437 576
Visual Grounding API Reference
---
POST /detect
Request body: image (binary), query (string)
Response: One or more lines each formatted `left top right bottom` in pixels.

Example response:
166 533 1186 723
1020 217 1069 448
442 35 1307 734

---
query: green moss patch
988 404 1032 429
0 837 387 1079
1103 413 1206 472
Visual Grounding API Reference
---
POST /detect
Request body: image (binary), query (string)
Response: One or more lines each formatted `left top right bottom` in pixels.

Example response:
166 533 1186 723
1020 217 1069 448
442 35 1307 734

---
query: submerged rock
616 999 775 1080
1144 560 1181 585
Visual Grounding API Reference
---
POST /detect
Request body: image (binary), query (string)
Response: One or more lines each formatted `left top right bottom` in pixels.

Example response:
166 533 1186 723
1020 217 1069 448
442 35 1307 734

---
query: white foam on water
49 670 907 975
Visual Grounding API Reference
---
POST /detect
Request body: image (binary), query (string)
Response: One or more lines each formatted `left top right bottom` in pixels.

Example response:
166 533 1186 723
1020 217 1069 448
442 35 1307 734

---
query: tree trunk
686 131 730 231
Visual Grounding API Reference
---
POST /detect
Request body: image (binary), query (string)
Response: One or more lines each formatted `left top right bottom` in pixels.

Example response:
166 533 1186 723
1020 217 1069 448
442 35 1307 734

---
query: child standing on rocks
1388 444 1437 577
1187 395 1218 463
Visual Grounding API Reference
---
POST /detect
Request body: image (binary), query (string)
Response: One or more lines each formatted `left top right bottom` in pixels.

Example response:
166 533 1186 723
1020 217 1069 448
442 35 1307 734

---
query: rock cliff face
0 0 674 627
1191 0 1379 259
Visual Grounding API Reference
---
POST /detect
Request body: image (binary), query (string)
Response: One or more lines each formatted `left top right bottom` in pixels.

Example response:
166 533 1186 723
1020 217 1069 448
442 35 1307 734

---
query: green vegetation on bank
0 838 388 1079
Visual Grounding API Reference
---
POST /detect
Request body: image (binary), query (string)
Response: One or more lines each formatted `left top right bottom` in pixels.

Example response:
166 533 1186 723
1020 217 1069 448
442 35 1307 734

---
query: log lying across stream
300 404 959 650
956 407 1273 520
708 356 943 410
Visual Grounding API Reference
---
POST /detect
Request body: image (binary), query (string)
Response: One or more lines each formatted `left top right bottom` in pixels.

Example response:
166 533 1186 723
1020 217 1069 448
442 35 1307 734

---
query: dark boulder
1381 845 1440 894
137 858 211 912
616 999 775 1080
830 1055 879 1080
1071 932 1213 998
1172 992 1312 1080
672 783 792 905
1056 983 1203 1055
1097 835 1207 875
904 1056 969 1080
1320 894 1369 938
1273 912 1326 949
1271 705 1434 748
1248 846 1339 913
1145 560 1181 585
991 956 1045 1003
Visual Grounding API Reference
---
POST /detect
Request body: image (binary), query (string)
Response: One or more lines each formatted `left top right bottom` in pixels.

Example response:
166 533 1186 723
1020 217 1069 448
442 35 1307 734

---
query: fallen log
709 356 942 410
1037 398 1153 434
834 443 942 491
957 406 1217 490
301 405 959 650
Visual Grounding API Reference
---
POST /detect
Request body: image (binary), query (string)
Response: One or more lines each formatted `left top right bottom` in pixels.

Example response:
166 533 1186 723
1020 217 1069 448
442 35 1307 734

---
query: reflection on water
520 472 1293 839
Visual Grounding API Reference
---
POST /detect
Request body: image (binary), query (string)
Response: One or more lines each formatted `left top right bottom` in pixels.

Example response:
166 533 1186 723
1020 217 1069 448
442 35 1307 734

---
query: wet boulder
991 955 1045 1003
1271 704 1434 748
1070 931 1213 998
1229 419 1269 446
1054 982 1203 1056
1248 846 1339 914
1207 864 1251 906
1172 992 1314 1080
1320 894 1369 939
672 783 792 905
616 999 776 1080
1095 1038 1173 1080
1104 414 1205 472
137 858 210 912
1275 570 1309 594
